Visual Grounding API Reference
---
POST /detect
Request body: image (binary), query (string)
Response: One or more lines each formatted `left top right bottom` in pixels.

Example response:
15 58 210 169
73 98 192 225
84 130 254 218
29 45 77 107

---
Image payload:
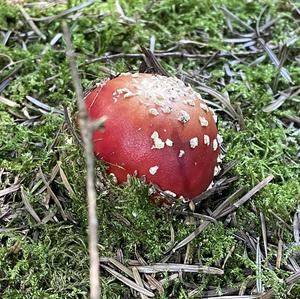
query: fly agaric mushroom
85 73 222 200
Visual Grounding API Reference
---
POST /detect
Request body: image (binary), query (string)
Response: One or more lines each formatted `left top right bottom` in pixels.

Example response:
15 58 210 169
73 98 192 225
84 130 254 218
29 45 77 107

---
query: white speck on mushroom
132 73 139 77
213 114 218 123
217 155 222 163
217 134 223 145
213 139 218 151
138 127 142 131
184 99 195 106
214 165 221 176
178 110 190 124
123 91 135 98
195 92 203 100
178 150 185 157
204 134 210 145
164 190 176 197
190 137 198 148
206 181 214 191
165 139 173 147
199 116 209 127
149 166 159 175
151 131 165 149
149 108 159 116
194 162 198 166
161 106 172 113
116 87 130 94
200 103 209 112
209 108 218 123
151 131 159 139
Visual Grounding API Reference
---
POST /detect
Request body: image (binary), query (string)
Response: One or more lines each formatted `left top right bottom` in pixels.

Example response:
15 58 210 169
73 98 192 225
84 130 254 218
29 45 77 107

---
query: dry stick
62 22 100 299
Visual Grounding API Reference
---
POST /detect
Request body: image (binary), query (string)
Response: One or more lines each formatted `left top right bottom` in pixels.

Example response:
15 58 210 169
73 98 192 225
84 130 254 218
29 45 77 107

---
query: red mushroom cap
85 73 221 200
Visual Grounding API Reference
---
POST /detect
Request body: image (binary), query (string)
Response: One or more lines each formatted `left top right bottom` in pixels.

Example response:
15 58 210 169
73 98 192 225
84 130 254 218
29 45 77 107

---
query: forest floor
0 0 300 298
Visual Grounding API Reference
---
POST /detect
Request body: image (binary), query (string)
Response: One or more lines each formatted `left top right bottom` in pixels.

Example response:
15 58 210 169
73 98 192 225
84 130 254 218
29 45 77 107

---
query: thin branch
62 22 101 299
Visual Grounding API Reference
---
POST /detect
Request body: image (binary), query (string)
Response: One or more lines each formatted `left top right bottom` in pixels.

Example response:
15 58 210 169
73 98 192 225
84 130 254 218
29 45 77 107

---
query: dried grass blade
158 273 178 286
288 256 300 273
57 161 74 196
26 96 63 115
259 212 268 259
20 186 41 223
262 93 290 113
135 263 223 275
0 95 20 108
172 221 211 252
256 238 263 294
284 115 300 124
34 164 59 195
0 184 20 197
101 265 154 297
258 38 292 83
196 85 237 119
132 267 149 299
20 8 46 40
140 46 169 76
38 167 67 221
219 6 253 31
293 205 300 245
218 175 273 218
276 238 283 269
173 188 244 252
108 257 134 279
31 0 96 23
222 244 235 269
214 188 246 218
145 274 164 293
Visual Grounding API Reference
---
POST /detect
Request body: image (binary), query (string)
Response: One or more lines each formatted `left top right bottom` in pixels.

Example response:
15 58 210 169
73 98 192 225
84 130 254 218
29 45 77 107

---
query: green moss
0 227 89 298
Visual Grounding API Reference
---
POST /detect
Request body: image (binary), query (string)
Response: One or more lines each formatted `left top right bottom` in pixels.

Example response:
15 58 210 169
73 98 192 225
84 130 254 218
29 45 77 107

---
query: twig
62 22 101 299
